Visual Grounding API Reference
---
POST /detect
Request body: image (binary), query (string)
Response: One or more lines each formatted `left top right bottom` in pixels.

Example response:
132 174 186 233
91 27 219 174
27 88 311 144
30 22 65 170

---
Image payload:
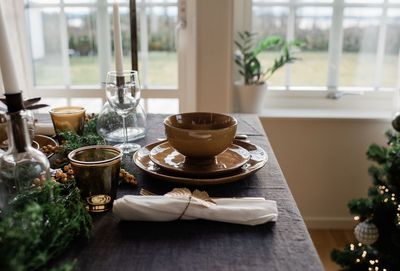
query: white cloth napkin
113 189 278 226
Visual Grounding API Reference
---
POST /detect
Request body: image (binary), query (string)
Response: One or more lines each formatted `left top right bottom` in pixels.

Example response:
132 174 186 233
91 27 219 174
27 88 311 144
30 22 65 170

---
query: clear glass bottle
0 110 50 212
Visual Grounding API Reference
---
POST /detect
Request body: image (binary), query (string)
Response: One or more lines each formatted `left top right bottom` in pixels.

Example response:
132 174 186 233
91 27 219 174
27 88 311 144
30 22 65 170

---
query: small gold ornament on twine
140 188 216 220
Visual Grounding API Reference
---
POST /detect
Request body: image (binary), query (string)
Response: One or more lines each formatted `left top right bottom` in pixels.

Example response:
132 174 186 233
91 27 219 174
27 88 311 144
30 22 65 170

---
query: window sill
257 90 396 120
259 108 393 120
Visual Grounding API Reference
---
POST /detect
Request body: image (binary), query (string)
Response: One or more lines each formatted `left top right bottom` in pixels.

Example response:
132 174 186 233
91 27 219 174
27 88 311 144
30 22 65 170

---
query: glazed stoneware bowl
164 112 237 162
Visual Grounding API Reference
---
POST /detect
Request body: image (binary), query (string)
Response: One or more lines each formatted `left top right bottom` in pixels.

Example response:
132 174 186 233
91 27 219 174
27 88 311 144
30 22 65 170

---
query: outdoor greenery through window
25 0 179 113
252 0 400 91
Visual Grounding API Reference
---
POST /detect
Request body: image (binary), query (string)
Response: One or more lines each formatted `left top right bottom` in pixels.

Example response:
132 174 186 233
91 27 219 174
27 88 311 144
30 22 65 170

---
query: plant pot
235 83 267 114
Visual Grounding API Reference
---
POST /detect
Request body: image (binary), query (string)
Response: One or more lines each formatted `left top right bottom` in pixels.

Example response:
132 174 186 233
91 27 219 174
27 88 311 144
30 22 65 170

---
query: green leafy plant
58 117 105 155
234 31 303 85
0 181 92 271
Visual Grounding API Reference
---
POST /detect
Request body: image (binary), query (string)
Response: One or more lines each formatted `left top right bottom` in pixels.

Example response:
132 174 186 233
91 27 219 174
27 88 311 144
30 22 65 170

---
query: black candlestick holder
117 75 125 104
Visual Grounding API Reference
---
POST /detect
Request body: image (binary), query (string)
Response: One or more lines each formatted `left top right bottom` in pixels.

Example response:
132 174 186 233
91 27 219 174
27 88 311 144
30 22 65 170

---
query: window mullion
326 0 344 90
139 0 149 88
285 0 296 89
97 0 111 83
396 49 400 89
374 0 388 90
60 0 71 87
233 0 252 84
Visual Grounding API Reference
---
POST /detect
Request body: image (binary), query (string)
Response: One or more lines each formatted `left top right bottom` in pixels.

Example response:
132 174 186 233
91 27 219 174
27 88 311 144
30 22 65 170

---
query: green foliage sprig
234 31 304 85
58 117 105 155
0 181 92 271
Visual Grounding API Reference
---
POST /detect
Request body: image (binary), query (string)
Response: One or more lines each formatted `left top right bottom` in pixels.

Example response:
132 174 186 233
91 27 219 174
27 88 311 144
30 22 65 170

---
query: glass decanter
0 110 50 212
97 101 147 143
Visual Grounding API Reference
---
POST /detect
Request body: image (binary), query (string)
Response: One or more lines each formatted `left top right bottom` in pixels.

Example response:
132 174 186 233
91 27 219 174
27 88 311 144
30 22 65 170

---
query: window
251 0 400 92
25 0 182 113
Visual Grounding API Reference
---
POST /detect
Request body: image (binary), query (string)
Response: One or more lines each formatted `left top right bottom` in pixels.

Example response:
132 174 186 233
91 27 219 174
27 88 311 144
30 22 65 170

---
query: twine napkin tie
113 188 278 226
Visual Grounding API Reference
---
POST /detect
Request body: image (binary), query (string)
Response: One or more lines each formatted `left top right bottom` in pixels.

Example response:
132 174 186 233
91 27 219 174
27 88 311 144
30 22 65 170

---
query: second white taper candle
113 1 124 76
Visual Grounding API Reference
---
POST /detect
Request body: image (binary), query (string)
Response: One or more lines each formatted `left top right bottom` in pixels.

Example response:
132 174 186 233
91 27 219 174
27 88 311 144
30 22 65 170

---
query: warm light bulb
362 251 367 258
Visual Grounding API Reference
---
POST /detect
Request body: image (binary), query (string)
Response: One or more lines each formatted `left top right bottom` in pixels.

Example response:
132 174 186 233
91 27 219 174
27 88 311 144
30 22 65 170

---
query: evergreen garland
332 131 400 270
58 117 105 155
0 181 92 271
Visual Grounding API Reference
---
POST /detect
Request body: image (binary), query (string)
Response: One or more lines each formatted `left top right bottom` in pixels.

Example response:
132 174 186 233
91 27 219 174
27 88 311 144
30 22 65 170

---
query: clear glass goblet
106 70 141 154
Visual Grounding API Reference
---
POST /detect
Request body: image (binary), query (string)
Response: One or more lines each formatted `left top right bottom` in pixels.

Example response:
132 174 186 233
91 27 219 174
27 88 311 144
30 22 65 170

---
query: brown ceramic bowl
164 112 237 161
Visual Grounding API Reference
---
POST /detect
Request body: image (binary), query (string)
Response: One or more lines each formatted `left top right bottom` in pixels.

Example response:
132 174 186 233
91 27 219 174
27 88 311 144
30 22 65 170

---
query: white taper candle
113 1 124 76
0 3 20 94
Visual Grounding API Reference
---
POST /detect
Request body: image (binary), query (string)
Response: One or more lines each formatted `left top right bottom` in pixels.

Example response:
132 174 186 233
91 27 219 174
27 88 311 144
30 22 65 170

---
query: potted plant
234 31 303 113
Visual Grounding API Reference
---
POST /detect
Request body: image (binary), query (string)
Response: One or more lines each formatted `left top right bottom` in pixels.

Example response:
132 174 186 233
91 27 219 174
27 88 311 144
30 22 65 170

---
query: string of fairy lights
345 184 400 270
347 242 387 271
377 185 400 227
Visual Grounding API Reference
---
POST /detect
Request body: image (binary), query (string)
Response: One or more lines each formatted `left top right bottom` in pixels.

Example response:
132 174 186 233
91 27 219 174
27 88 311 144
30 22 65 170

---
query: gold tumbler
68 145 122 212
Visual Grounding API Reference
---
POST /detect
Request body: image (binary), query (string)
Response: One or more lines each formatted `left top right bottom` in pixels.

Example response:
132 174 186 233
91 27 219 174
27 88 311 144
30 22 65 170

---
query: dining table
41 113 323 271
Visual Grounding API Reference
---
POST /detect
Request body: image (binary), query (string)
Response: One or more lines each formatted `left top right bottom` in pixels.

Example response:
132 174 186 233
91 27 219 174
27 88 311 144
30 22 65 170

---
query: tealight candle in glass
49 106 86 136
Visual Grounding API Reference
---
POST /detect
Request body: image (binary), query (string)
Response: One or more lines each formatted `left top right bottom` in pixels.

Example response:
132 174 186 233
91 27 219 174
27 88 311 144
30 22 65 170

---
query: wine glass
105 70 141 154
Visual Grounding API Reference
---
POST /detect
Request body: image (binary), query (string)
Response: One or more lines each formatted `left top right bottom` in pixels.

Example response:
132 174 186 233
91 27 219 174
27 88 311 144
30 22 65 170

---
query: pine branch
0 181 92 271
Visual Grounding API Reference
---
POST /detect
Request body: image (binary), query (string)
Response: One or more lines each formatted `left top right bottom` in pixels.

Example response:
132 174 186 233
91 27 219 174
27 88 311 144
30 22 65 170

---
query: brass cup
68 145 122 212
49 106 86 136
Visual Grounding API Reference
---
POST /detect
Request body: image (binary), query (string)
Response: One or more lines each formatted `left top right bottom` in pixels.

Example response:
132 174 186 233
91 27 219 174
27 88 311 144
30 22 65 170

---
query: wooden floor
308 229 355 271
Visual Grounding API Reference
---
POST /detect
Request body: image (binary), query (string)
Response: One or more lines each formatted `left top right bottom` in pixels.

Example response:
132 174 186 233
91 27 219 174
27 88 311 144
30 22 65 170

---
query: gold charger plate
149 141 251 176
133 139 268 185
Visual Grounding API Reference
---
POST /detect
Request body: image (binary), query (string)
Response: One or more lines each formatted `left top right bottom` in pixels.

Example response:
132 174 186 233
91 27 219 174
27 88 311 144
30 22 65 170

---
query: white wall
195 0 233 113
261 116 392 229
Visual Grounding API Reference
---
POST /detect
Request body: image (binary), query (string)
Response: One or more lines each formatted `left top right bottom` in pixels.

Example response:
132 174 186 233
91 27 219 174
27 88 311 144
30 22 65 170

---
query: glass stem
122 115 128 145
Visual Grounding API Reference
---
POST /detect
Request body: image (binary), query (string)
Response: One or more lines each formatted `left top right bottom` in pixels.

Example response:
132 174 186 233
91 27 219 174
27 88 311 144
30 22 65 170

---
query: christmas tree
331 119 400 271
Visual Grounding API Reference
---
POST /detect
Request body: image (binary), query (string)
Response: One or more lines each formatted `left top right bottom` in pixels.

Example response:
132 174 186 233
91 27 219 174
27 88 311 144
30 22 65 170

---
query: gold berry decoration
52 164 75 183
40 144 60 156
32 174 47 187
119 168 137 187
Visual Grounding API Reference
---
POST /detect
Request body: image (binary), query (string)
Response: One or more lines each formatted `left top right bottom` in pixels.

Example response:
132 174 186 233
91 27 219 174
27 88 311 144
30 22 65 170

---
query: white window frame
22 0 196 112
235 0 400 116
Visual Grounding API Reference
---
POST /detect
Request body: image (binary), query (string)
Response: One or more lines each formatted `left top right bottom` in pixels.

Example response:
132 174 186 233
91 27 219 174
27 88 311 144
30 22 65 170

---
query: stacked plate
133 112 269 185
133 139 268 185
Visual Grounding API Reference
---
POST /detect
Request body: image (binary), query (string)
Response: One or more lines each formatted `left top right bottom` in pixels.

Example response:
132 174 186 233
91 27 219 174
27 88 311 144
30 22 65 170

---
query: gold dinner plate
149 141 250 176
133 139 268 185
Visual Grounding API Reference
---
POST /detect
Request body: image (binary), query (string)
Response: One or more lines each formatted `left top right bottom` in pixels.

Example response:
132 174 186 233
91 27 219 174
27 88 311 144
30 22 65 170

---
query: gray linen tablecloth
46 114 323 271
